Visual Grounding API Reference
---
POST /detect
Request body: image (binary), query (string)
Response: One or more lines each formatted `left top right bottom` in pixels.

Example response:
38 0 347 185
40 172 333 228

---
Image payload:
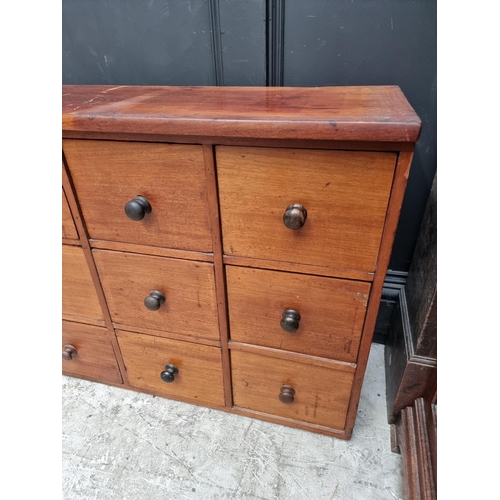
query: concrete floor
62 344 404 499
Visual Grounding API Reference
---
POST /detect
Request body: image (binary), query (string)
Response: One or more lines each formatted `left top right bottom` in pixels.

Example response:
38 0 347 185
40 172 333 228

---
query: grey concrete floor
62 344 404 500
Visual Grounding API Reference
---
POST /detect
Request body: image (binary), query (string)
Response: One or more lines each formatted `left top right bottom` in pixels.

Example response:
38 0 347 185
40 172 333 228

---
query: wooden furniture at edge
62 85 421 439
386 174 437 498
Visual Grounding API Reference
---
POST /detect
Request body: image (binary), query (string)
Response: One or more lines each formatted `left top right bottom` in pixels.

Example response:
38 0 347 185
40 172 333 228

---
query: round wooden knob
62 345 77 361
283 204 307 230
124 196 152 221
160 364 179 383
280 309 301 333
144 290 166 311
279 385 296 404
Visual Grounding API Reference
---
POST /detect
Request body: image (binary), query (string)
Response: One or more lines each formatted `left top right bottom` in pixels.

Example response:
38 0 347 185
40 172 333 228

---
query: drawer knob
160 364 179 383
62 344 77 361
283 204 307 230
279 385 296 404
144 290 165 311
144 290 166 311
124 196 152 221
280 309 301 333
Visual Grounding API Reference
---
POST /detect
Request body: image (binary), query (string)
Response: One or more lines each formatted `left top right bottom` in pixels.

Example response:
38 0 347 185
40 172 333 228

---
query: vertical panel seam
266 0 285 86
208 0 224 86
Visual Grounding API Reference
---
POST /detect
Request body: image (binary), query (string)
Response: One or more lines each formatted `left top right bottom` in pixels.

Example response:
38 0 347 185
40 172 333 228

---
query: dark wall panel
62 0 215 86
283 0 437 271
219 0 266 86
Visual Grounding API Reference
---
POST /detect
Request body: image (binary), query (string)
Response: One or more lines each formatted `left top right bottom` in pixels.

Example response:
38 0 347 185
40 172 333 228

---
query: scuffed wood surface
63 85 421 142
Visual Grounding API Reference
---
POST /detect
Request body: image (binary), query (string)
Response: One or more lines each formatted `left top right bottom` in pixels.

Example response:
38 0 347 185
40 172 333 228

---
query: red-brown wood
93 250 219 341
203 144 233 407
62 85 420 440
231 349 354 430
226 266 370 362
63 85 421 143
90 239 213 263
62 162 129 382
344 151 414 437
223 255 374 282
61 132 416 152
228 341 356 372
116 330 225 407
217 146 397 272
63 139 213 253
62 321 122 384
62 245 104 323
392 398 437 500
62 189 79 241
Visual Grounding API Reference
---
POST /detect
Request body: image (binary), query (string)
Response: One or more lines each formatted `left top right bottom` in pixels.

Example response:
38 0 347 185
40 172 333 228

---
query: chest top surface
62 85 421 143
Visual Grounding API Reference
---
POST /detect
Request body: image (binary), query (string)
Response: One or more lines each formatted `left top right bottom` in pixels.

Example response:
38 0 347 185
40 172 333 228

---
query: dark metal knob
124 196 152 221
144 290 166 311
283 204 307 230
280 309 301 333
279 385 295 404
160 364 179 383
62 345 77 361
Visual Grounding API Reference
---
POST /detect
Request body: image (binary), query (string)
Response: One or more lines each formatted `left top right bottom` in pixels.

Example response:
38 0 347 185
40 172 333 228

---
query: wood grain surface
63 140 212 252
203 144 233 406
62 321 122 384
63 161 130 381
217 146 396 271
344 151 415 436
89 240 213 263
231 349 354 430
62 85 421 142
393 398 437 500
116 330 224 406
226 266 370 362
62 189 79 241
93 250 219 341
222 255 374 282
62 245 104 322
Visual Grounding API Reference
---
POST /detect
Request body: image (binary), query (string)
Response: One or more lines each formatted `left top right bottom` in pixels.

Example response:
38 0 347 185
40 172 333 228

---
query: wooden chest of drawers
62 85 420 439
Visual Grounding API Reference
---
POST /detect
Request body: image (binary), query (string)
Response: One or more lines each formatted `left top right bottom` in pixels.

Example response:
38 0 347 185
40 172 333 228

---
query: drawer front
117 330 224 406
226 266 370 362
217 146 396 271
62 321 122 384
63 140 212 252
62 190 78 240
231 350 354 429
94 250 219 341
62 245 104 322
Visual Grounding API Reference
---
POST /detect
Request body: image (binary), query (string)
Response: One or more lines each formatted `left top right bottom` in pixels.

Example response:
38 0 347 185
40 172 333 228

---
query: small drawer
62 189 78 241
226 266 370 362
93 250 219 341
117 330 225 406
63 140 212 252
62 245 104 323
231 350 354 430
62 321 122 384
217 146 396 272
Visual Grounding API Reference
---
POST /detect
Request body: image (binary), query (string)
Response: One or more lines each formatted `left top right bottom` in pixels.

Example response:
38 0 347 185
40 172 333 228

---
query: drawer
93 250 219 341
63 140 212 252
62 245 104 323
217 146 396 271
231 350 354 430
62 321 122 384
62 189 78 241
226 266 370 362
117 330 225 406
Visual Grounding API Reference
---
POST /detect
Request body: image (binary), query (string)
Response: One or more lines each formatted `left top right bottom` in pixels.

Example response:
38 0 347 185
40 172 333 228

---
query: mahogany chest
62 85 420 439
